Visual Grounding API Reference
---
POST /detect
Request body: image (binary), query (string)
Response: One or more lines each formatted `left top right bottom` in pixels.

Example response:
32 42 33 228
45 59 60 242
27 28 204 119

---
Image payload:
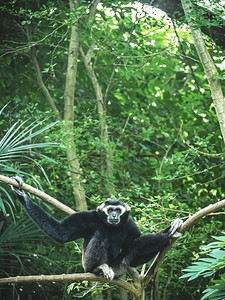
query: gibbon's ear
124 203 131 212
97 202 105 212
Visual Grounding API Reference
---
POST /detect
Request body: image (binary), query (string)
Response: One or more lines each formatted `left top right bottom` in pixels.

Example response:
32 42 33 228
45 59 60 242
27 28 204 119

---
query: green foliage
181 235 225 299
0 0 225 298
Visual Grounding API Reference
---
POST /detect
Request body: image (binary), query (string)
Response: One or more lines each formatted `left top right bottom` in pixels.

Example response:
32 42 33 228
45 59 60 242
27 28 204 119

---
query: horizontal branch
0 175 75 215
0 272 139 297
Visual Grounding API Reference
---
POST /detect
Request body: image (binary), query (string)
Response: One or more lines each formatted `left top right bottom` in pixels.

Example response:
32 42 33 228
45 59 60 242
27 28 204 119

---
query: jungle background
0 0 225 299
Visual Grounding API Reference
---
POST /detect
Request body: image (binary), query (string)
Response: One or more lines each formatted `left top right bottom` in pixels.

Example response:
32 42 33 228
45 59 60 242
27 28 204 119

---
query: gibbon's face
97 199 131 227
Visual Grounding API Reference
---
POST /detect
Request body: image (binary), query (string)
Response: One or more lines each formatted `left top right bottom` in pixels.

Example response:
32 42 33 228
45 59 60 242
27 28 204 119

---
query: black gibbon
12 176 183 280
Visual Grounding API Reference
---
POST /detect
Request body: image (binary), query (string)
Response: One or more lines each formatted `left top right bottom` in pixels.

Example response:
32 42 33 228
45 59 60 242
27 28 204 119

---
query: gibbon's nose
112 212 117 218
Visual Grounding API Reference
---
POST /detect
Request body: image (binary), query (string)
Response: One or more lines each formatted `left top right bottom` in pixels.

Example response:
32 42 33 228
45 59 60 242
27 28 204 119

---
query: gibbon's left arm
11 176 92 243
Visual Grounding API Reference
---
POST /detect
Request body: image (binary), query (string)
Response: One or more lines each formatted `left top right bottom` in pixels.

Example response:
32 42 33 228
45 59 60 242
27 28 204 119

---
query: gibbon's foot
94 264 115 280
169 218 183 238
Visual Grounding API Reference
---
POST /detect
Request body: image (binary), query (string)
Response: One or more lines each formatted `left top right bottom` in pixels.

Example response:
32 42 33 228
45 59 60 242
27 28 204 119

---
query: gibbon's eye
108 208 113 213
115 208 121 214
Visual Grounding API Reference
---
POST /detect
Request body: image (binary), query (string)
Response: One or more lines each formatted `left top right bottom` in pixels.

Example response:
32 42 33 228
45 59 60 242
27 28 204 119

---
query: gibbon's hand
11 176 27 205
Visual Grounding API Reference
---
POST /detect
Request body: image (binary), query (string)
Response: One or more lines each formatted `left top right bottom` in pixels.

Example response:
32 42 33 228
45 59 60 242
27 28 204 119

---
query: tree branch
0 175 75 215
143 198 225 285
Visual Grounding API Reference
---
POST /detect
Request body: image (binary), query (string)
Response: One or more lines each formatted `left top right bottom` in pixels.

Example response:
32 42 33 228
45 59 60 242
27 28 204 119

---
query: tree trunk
64 0 87 210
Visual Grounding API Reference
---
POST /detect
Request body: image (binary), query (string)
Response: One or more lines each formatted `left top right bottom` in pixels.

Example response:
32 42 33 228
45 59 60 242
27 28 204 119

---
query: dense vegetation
0 0 225 299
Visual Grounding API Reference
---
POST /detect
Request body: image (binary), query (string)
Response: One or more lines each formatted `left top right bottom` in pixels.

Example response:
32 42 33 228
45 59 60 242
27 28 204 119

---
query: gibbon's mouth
108 219 120 225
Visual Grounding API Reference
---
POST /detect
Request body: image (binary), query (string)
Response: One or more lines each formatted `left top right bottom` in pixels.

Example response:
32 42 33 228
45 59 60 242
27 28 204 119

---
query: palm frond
0 119 58 157
0 118 59 216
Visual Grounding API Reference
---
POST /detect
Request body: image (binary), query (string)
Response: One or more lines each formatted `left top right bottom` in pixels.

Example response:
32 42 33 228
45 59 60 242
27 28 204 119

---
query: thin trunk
30 51 61 121
120 274 128 300
80 43 115 196
28 36 61 121
80 5 115 197
153 273 160 300
181 0 225 143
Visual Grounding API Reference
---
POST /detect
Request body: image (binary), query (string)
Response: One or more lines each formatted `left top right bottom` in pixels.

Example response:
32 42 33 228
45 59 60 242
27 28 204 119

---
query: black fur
12 176 182 279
